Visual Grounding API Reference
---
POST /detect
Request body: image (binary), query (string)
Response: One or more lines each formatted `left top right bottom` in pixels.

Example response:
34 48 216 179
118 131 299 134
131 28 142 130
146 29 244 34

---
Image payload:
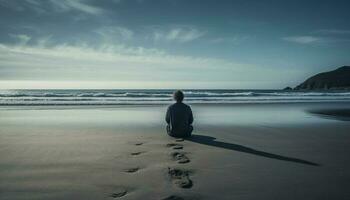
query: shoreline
1 100 350 108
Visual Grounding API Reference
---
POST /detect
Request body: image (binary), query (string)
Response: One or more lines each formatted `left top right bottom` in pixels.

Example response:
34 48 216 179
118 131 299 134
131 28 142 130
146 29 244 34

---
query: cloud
0 35 300 89
0 0 104 15
315 29 350 34
48 0 104 15
282 36 321 44
95 26 134 41
209 36 251 44
9 34 31 45
282 35 350 45
152 27 206 43
283 30 350 45
0 37 255 85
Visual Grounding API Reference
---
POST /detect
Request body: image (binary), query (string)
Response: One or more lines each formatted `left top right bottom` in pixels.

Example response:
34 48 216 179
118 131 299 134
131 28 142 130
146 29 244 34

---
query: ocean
1 89 350 105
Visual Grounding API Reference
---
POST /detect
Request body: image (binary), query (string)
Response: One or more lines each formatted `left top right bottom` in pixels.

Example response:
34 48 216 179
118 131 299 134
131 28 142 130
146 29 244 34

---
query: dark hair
173 90 184 102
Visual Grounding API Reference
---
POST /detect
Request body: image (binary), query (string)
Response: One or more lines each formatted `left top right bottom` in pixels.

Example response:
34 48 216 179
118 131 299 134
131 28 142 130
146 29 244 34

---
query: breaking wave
1 89 350 105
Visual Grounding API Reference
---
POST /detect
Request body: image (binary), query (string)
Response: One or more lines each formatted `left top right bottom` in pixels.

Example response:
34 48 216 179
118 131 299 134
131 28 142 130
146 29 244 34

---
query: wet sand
1 103 350 200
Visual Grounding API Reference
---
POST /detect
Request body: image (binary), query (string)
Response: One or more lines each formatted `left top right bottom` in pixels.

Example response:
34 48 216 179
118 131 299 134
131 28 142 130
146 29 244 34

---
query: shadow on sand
186 134 320 166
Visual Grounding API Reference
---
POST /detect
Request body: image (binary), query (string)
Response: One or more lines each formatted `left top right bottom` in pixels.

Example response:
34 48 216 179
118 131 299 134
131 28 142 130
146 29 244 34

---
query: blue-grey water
1 89 350 105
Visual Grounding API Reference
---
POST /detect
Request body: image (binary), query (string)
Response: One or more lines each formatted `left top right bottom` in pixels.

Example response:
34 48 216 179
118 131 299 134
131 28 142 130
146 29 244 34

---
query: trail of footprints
110 139 193 199
166 140 193 190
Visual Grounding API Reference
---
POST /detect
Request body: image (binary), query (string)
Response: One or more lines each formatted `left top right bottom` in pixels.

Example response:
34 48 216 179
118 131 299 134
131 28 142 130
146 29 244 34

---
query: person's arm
188 107 193 124
165 106 171 124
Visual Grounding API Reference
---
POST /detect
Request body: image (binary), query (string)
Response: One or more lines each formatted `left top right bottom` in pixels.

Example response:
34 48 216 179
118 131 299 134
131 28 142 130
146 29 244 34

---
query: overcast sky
0 0 349 89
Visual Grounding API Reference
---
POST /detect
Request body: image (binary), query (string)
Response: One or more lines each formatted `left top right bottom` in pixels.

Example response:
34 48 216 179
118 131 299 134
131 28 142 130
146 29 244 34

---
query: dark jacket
165 102 193 137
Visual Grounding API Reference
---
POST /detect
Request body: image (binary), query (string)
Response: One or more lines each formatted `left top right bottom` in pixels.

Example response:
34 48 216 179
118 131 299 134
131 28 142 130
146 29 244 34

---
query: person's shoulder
169 102 191 109
168 103 176 109
182 103 191 109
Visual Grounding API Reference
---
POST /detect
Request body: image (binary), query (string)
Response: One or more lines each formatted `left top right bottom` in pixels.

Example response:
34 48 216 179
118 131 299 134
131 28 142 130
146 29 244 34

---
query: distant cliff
294 66 350 90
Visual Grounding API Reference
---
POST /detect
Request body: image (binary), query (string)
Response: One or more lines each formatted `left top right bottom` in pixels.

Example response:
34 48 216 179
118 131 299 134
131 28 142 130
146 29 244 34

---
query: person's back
165 90 193 138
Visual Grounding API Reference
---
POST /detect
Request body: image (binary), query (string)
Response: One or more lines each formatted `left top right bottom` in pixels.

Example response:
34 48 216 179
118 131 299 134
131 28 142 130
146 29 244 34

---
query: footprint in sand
130 151 145 156
161 195 184 200
110 188 127 198
123 167 140 173
168 167 193 189
166 143 178 147
170 152 190 164
134 142 143 146
166 143 183 150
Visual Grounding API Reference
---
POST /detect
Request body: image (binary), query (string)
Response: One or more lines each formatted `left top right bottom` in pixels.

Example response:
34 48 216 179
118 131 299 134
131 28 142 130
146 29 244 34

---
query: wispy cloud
0 0 104 15
284 29 350 45
95 26 134 41
209 36 251 44
315 29 350 34
282 36 321 44
9 34 31 45
283 34 350 45
0 36 254 84
0 33 299 89
48 0 104 15
152 27 206 43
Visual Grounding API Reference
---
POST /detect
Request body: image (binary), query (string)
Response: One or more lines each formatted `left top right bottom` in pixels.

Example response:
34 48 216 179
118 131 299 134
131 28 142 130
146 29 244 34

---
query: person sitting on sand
166 90 194 138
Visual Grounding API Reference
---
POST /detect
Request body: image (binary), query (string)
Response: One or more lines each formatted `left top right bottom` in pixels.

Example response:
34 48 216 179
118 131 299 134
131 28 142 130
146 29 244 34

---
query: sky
0 0 349 89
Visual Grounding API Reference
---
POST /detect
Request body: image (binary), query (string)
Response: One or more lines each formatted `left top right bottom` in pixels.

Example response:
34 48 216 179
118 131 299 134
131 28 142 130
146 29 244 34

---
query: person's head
173 90 184 103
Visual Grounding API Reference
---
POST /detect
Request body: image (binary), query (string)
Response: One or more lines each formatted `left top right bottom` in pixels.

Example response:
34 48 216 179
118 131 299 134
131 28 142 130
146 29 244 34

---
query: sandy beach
1 103 350 200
